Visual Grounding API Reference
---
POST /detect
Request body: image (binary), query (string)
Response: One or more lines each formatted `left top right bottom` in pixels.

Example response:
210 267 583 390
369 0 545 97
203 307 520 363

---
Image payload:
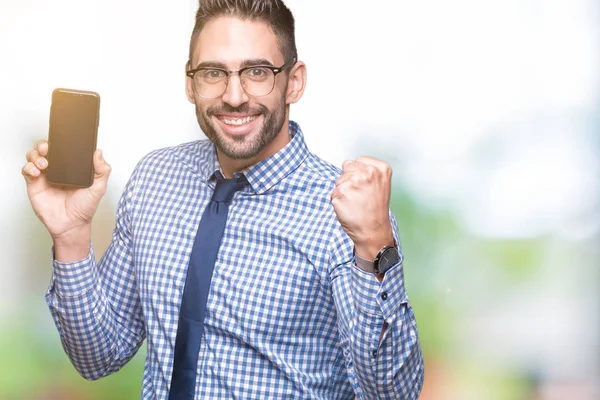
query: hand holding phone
21 89 112 262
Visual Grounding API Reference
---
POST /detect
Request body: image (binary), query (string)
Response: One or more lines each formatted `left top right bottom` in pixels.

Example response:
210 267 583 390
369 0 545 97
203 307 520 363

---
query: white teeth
222 116 257 126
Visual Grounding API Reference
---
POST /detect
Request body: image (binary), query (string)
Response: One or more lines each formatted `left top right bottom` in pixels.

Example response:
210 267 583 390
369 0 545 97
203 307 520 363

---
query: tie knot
211 174 247 203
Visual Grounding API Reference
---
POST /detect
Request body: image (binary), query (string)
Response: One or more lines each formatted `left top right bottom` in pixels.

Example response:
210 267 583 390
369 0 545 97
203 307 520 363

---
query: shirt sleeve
328 211 424 399
45 170 145 381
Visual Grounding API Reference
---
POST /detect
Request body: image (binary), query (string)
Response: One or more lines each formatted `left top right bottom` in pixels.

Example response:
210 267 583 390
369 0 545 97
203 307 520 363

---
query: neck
217 119 291 179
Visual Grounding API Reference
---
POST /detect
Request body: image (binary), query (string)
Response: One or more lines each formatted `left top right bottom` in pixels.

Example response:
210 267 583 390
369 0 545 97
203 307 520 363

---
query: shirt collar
199 120 309 194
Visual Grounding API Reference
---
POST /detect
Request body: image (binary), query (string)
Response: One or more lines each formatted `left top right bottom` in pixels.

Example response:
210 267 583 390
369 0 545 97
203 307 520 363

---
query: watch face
377 247 401 273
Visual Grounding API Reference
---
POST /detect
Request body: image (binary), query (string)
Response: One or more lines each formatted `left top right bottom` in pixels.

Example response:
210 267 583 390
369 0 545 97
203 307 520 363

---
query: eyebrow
193 58 275 70
240 58 275 68
193 61 227 69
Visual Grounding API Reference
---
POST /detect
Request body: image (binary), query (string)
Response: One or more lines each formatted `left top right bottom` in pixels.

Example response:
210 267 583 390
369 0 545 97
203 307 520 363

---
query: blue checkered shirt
46 121 424 399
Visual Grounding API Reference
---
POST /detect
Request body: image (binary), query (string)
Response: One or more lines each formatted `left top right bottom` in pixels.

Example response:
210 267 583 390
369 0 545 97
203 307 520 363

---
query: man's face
187 17 289 160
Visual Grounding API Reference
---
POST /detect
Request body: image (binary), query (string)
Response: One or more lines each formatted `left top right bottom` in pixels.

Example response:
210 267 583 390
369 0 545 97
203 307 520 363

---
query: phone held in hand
46 88 100 188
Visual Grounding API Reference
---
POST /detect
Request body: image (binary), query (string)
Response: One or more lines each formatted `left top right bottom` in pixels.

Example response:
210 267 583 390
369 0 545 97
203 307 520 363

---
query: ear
185 61 196 104
285 61 307 105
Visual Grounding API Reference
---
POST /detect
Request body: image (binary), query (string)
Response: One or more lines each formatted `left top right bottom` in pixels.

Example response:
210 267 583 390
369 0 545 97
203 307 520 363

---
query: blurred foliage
0 314 145 400
390 187 462 357
390 185 551 399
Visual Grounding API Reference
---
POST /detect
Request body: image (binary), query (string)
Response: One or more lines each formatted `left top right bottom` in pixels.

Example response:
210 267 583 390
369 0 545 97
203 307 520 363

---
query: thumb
91 149 112 191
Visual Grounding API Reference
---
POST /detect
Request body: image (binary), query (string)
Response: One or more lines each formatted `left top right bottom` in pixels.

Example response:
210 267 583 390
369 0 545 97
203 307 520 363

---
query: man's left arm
330 157 424 399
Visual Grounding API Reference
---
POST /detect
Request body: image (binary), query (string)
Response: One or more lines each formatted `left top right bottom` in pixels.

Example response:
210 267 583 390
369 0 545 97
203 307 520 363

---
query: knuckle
364 165 376 178
382 162 392 175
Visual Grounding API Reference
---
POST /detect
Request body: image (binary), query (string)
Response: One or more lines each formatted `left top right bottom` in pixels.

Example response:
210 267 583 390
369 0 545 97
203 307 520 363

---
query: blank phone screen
47 90 99 187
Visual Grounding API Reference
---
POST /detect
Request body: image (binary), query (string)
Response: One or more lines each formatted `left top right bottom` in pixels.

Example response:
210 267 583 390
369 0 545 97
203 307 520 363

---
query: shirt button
371 350 377 358
381 292 388 300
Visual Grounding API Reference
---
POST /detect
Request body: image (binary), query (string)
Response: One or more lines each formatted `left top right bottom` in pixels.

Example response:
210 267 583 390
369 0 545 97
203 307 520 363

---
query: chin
214 131 267 160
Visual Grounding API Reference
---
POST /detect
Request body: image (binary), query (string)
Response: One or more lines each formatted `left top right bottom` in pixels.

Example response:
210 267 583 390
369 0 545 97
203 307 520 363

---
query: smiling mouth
216 115 259 126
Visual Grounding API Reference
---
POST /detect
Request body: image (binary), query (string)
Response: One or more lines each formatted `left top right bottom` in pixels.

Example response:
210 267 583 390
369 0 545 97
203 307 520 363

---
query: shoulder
283 151 343 223
125 139 214 185
134 140 212 173
119 139 213 210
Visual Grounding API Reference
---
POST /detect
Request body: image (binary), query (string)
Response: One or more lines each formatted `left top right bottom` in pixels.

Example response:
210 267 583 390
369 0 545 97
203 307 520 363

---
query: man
22 0 424 398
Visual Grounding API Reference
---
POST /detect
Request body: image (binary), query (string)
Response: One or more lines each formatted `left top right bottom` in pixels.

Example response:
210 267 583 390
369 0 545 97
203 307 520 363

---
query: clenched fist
331 156 395 261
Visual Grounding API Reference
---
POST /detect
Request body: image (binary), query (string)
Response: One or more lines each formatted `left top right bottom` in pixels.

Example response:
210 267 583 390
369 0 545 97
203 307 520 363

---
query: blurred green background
2 0 599 399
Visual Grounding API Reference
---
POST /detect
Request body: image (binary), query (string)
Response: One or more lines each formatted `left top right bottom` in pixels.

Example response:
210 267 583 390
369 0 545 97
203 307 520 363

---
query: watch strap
354 251 378 273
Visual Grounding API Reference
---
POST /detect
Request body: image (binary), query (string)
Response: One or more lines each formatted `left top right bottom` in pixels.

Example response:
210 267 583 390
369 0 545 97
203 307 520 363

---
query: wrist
354 232 395 261
53 225 92 263
354 242 400 281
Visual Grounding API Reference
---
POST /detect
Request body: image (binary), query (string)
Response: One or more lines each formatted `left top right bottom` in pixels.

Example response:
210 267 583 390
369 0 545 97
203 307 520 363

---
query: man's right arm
23 140 145 380
45 172 146 379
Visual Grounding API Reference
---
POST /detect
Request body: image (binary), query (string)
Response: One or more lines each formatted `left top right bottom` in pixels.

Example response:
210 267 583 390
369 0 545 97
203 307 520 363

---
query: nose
221 74 249 108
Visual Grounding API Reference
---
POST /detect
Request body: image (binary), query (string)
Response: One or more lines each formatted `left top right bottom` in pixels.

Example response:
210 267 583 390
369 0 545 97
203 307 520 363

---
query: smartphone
46 88 100 188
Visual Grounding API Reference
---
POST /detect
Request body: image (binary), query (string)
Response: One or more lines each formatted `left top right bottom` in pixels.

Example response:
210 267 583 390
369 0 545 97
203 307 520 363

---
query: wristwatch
354 246 401 274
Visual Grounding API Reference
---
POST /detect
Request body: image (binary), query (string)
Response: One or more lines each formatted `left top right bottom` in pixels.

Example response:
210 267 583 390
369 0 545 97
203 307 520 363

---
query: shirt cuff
351 257 408 320
49 245 97 298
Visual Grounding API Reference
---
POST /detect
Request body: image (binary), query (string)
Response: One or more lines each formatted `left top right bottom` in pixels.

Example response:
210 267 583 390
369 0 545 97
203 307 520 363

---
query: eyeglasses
186 58 297 99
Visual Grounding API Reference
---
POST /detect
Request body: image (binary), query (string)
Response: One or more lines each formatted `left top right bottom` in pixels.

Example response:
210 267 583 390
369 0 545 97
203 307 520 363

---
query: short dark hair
189 0 297 63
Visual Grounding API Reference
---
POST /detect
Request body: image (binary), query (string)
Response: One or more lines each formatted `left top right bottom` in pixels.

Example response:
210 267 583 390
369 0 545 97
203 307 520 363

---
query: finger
330 191 349 217
25 149 48 170
34 140 49 157
331 178 354 200
355 156 383 166
335 170 359 187
21 161 41 184
330 185 344 200
354 158 393 184
25 149 37 162
342 159 365 173
342 159 354 169
355 156 391 175
330 196 341 210
93 150 111 178
330 189 341 203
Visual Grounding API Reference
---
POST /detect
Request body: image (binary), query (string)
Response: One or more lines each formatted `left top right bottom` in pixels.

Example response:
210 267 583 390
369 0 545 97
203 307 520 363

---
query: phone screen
47 89 100 188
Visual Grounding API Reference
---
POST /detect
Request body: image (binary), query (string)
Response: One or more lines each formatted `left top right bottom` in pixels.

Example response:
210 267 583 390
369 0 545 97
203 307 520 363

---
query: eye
247 68 267 77
242 67 271 82
201 69 226 81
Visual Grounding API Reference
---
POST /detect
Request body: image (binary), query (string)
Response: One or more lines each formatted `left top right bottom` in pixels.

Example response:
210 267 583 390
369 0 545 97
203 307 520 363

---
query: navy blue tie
169 172 247 400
